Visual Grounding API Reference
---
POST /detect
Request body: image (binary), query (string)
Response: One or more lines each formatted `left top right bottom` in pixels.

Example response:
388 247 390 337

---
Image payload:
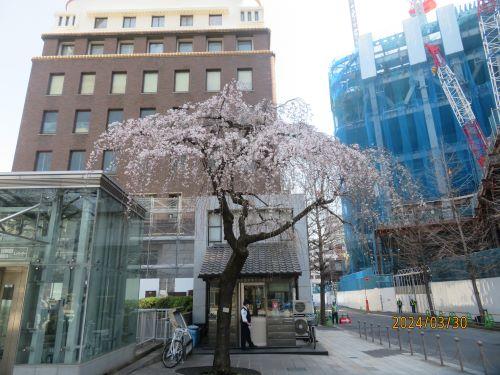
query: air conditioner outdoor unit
294 316 309 338
293 300 313 316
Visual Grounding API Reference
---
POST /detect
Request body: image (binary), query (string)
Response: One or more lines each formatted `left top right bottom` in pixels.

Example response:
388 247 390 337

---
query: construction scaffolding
330 2 498 274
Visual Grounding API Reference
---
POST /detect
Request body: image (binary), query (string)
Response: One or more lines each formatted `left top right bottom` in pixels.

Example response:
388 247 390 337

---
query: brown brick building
12 0 275 196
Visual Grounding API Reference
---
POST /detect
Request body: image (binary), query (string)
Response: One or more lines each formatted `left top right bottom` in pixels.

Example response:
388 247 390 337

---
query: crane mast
348 0 360 50
426 44 488 167
478 0 500 112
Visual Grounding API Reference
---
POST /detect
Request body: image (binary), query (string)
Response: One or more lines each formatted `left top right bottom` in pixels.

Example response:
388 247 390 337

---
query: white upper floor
51 0 265 34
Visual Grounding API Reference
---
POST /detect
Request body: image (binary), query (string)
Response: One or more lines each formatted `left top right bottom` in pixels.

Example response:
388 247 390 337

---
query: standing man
331 303 339 325
397 299 403 314
410 299 417 313
240 299 256 350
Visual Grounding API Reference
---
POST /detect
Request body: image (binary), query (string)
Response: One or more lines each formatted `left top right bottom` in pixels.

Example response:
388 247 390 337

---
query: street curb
108 343 163 374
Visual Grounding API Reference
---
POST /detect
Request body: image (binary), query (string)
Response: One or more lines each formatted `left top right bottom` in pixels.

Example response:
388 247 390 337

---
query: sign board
0 247 29 260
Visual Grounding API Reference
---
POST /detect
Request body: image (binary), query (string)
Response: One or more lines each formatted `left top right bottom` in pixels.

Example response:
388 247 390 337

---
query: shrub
139 295 193 312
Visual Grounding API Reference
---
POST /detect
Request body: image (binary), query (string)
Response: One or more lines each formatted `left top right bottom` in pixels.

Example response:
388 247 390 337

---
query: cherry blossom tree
90 83 413 374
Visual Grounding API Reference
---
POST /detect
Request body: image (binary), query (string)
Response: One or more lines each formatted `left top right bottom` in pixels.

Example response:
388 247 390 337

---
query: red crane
426 44 488 167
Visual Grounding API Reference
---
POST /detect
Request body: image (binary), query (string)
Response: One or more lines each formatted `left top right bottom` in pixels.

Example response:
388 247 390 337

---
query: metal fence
136 309 174 345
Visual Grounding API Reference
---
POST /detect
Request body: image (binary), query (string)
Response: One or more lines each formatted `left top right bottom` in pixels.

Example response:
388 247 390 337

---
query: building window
103 151 117 174
180 15 193 26
240 11 245 21
247 11 252 21
142 71 158 93
123 16 136 28
209 14 222 26
58 43 74 56
88 43 104 55
107 109 123 128
118 42 134 54
237 40 253 51
207 40 222 52
94 17 107 29
74 110 90 133
174 71 190 92
208 212 222 245
58 16 63 26
41 111 58 134
206 70 221 92
151 16 165 27
177 41 193 53
140 108 156 118
35 151 52 171
80 73 95 95
237 69 253 91
69 150 86 171
255 11 260 21
48 74 64 95
111 72 127 94
148 41 164 53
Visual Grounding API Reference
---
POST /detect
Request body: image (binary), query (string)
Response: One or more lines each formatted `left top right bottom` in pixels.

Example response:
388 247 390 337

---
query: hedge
139 295 193 312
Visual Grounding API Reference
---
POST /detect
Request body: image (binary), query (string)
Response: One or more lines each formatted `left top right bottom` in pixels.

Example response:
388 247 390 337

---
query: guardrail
136 309 174 345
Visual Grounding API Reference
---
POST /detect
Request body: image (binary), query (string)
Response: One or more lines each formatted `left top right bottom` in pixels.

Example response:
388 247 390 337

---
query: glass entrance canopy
0 172 144 366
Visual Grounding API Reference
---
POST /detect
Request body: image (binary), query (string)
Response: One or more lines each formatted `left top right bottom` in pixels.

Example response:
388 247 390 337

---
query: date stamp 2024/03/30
392 315 468 329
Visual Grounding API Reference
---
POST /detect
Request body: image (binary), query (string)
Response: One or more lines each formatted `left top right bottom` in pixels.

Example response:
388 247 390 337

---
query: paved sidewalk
131 328 472 375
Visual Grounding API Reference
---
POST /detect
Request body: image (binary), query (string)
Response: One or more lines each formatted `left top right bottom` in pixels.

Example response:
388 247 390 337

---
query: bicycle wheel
162 340 183 368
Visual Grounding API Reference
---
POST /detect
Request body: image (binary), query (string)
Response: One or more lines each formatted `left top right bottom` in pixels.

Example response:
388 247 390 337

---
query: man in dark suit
240 299 256 350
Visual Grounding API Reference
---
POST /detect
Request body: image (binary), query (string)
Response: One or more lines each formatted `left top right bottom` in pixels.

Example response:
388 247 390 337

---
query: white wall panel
359 33 377 79
403 17 426 65
437 5 464 55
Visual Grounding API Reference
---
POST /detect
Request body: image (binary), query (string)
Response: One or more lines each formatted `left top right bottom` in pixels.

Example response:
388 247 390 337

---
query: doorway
240 283 266 346
0 267 28 374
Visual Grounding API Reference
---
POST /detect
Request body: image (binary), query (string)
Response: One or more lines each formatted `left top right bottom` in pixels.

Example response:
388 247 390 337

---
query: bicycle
162 327 191 368
307 320 317 350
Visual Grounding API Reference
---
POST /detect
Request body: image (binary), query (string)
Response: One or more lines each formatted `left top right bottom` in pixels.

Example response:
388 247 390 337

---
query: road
336 308 500 374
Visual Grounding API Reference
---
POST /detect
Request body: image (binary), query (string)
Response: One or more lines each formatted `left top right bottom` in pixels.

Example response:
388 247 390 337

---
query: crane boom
478 0 500 112
348 0 359 50
426 44 488 167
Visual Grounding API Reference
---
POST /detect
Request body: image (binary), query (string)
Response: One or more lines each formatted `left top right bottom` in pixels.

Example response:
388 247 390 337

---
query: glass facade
0 180 143 366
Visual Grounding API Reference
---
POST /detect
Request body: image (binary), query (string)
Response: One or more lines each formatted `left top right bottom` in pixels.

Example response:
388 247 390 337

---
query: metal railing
136 309 174 345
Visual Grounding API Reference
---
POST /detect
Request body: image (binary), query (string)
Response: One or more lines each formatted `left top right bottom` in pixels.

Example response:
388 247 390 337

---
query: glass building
0 172 143 374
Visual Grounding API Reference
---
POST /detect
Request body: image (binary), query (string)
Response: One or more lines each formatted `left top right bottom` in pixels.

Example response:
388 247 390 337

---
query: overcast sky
0 0 470 172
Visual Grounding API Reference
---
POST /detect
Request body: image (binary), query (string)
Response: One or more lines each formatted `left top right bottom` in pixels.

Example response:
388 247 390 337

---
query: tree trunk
319 273 326 325
466 258 485 320
212 250 248 374
422 271 435 316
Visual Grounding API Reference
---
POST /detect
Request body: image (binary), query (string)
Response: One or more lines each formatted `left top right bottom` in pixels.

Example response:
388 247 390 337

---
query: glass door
241 283 267 346
0 267 27 374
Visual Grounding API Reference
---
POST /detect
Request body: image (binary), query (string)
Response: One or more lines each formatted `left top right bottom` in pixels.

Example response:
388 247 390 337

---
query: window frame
237 68 253 91
107 109 124 128
151 15 165 27
110 72 127 94
208 211 223 245
140 108 156 119
209 14 222 26
177 40 193 53
47 74 65 96
94 17 108 29
237 39 253 51
74 110 91 134
122 16 136 28
174 70 190 93
142 71 159 94
88 42 105 55
40 111 58 134
102 150 117 174
118 41 134 54
180 15 193 26
148 41 164 53
35 151 52 172
206 69 222 92
68 150 86 171
79 73 96 95
58 43 75 56
207 39 223 52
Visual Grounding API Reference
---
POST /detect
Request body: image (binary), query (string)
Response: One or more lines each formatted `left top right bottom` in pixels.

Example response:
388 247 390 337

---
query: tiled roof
199 242 302 279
